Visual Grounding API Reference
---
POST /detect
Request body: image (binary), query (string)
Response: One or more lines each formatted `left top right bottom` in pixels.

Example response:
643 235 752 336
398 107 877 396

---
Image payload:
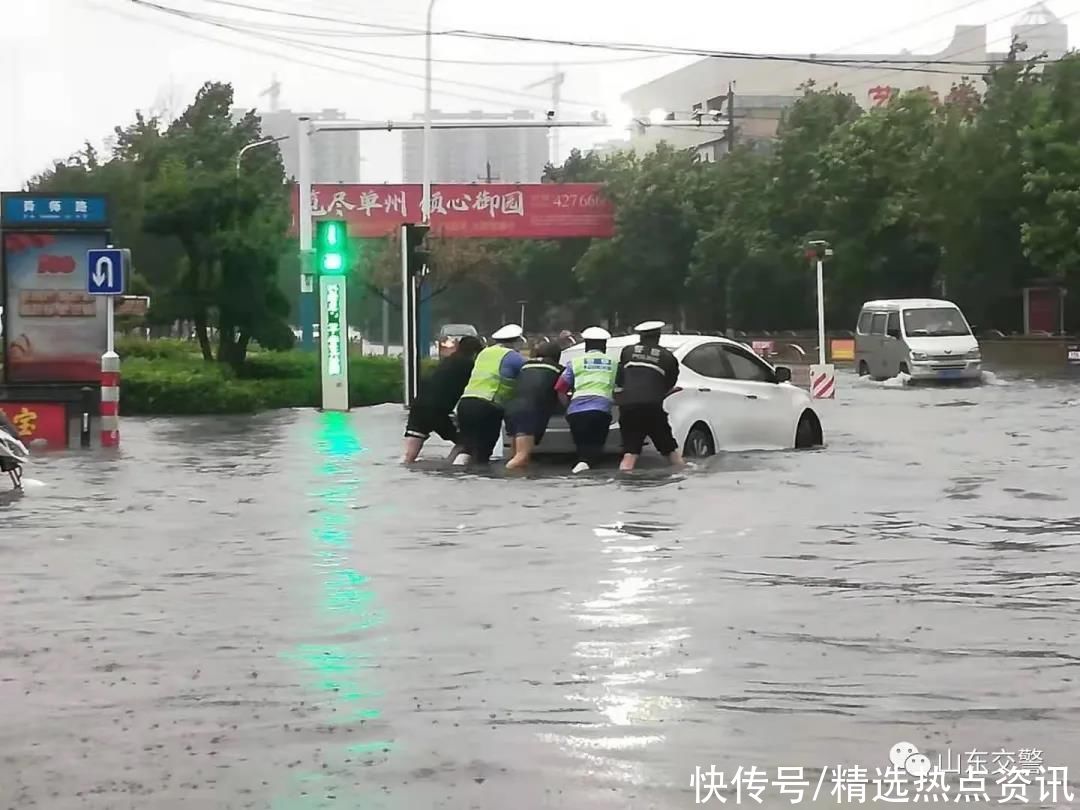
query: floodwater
2 370 1080 809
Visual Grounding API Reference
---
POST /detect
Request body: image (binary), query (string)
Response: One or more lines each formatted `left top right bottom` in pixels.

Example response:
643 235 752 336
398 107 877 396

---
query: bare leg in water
505 435 535 470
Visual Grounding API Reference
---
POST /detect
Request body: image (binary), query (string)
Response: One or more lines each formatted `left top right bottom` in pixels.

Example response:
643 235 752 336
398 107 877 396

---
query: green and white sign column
317 220 350 412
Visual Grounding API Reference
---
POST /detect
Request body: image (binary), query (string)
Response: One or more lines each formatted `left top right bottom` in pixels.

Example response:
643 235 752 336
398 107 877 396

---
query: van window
856 311 873 334
870 313 887 335
902 307 970 337
886 311 901 337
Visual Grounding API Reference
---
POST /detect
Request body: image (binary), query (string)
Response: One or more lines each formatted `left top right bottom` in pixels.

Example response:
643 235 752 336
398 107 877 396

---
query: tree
141 81 293 366
927 46 1042 331
1021 53 1080 316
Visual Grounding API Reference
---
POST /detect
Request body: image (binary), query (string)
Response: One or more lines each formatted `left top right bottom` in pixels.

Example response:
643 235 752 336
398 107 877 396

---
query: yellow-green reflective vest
570 351 616 400
462 345 517 405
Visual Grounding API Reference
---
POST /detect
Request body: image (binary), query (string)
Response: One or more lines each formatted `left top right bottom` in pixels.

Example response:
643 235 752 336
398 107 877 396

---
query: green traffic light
316 219 348 275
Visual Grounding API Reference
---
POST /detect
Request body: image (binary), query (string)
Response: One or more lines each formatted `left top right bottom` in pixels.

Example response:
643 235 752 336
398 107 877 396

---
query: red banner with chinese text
0 402 67 448
290 183 615 239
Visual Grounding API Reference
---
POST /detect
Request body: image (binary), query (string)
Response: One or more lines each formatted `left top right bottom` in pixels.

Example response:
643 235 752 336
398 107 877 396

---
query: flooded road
2 371 1079 809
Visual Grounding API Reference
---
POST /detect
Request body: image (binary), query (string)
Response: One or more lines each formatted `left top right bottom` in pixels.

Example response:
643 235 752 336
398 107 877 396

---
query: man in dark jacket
504 341 564 470
402 335 484 463
616 320 684 473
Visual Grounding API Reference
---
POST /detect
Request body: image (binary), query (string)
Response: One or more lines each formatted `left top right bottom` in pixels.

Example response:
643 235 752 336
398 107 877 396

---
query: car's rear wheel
858 360 870 376
684 423 715 458
795 411 823 449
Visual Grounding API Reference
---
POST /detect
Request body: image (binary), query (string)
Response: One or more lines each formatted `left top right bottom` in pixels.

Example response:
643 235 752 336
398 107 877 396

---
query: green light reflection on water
275 411 392 808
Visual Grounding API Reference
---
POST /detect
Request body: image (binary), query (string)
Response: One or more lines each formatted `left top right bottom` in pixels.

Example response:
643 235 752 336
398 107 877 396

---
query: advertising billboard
290 183 615 239
2 231 109 383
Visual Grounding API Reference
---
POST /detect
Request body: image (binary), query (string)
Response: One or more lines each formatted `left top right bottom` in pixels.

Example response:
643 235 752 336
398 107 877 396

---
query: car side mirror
773 366 792 383
887 328 901 339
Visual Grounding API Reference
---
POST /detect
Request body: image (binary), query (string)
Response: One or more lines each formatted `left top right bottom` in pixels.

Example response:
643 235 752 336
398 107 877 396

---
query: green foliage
116 336 200 360
28 80 293 368
121 351 422 415
438 50 1080 334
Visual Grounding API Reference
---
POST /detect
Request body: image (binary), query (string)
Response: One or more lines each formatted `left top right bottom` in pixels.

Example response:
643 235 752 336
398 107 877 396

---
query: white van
855 298 982 382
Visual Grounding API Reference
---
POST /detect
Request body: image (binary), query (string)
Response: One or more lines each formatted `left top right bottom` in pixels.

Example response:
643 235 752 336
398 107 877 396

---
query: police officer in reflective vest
454 323 527 464
554 326 617 474
616 320 684 473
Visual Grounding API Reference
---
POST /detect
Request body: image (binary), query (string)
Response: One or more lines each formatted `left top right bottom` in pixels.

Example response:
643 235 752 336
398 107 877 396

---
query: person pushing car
616 320 685 473
504 340 564 471
401 335 484 463
454 323 527 464
555 326 617 474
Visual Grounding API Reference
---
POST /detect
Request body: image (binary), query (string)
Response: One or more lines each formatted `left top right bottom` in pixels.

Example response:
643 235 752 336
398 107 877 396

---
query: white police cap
634 320 666 332
581 326 611 340
492 323 524 340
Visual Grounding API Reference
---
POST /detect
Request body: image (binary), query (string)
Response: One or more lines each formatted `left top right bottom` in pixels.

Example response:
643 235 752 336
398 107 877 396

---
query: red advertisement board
0 402 67 448
3 232 109 382
290 183 614 239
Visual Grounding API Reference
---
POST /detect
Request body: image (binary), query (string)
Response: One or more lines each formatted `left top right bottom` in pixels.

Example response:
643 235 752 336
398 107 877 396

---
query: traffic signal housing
403 223 430 277
315 219 348 275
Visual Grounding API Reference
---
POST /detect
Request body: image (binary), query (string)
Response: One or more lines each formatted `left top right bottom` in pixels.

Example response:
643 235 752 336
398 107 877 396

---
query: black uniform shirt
616 342 679 406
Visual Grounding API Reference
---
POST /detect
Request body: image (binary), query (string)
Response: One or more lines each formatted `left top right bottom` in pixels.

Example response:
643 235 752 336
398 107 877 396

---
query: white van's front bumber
907 358 982 381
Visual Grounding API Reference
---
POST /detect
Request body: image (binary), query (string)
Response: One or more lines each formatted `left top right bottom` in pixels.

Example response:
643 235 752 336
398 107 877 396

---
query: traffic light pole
401 224 418 408
296 115 316 352
315 220 351 412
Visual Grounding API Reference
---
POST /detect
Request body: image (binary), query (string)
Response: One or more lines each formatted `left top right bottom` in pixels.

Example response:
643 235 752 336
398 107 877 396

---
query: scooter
0 428 29 491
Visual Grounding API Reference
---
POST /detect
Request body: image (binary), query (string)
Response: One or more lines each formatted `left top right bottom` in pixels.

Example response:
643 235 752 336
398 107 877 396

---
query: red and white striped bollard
100 350 120 447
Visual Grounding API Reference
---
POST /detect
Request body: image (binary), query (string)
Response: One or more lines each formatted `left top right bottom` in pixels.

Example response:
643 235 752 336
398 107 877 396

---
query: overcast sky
0 0 1070 188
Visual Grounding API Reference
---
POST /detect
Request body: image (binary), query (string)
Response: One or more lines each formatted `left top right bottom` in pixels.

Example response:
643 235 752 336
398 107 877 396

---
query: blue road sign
87 249 127 296
2 193 109 227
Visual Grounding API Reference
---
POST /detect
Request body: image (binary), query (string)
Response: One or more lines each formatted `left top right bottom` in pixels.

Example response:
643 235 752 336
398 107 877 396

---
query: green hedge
120 346 430 415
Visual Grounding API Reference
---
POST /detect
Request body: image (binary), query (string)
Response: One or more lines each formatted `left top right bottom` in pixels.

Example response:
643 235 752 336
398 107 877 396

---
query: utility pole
726 82 736 154
525 65 566 164
478 161 500 183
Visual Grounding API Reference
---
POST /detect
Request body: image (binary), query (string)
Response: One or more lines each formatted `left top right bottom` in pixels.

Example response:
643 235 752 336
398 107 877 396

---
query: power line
823 0 998 54
146 5 655 86
127 0 607 109
834 2 1080 94
193 0 672 65
169 0 1046 71
97 1 588 111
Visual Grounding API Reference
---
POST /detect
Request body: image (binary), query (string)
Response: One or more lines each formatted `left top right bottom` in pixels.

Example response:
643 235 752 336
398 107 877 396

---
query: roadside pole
297 115 315 352
87 246 129 446
807 240 835 400
816 256 826 366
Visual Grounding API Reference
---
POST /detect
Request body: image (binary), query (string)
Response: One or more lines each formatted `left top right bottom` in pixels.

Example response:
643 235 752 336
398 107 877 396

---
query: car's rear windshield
902 307 970 337
439 324 477 337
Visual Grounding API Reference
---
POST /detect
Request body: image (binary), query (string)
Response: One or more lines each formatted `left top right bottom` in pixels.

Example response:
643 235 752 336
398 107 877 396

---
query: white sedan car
512 334 824 458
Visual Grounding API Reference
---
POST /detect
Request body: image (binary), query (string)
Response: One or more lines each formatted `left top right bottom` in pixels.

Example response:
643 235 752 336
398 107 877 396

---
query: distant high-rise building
402 109 550 184
232 107 362 182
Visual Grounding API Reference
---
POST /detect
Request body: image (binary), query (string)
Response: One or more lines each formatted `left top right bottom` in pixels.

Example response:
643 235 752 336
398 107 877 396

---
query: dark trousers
456 397 504 463
567 410 612 467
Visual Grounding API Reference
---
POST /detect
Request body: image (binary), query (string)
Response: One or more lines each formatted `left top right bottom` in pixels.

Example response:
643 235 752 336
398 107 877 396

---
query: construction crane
524 66 565 165
260 75 282 112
